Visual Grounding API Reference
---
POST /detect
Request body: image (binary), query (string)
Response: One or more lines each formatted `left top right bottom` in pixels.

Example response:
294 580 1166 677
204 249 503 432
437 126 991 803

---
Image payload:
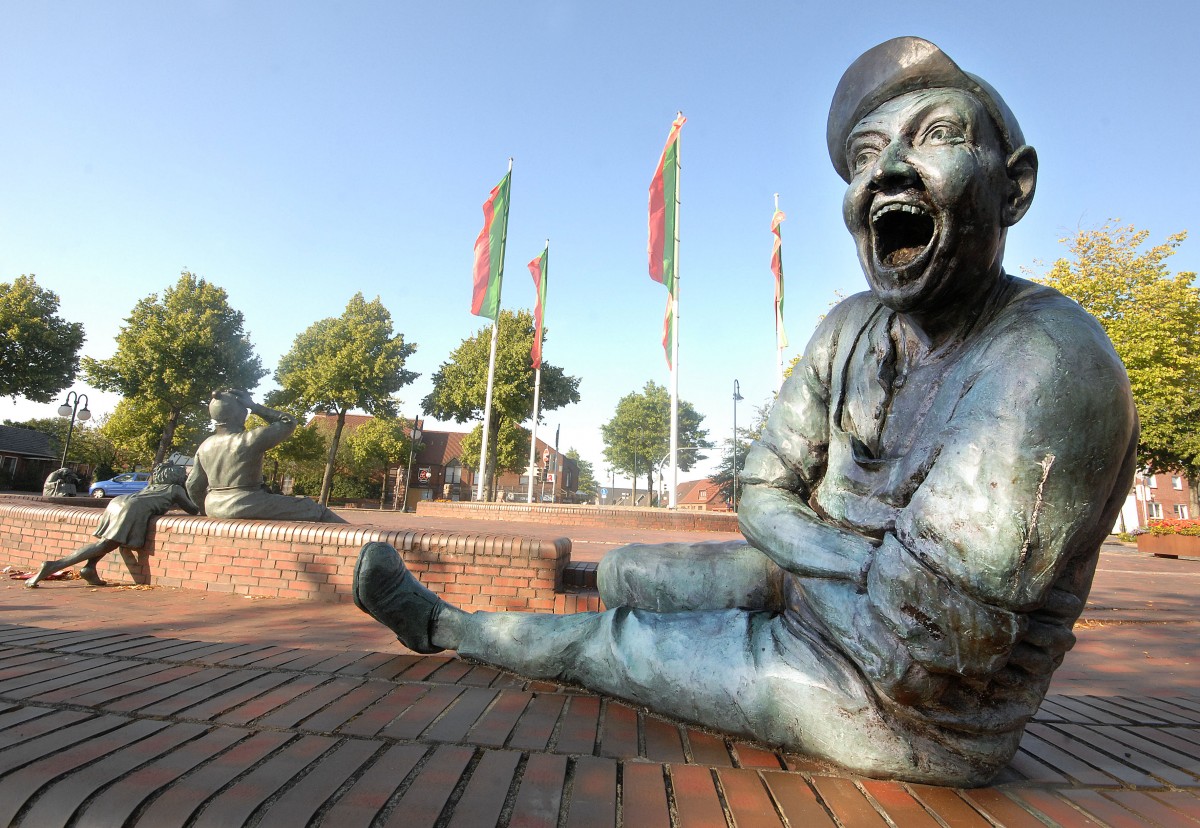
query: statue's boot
78 564 106 586
353 542 445 654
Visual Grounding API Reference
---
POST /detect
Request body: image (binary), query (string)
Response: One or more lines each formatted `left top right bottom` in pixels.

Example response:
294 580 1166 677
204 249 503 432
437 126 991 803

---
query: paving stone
73 663 204 709
2 656 131 698
564 755 618 828
808 776 889 828
72 726 250 828
424 687 498 743
317 743 428 827
717 766 785 827
1008 788 1108 827
103 666 232 713
178 669 296 720
379 682 464 740
551 695 598 755
0 717 169 827
906 784 995 828
465 688 533 747
509 693 568 752
337 682 430 737
29 660 168 704
214 672 331 725
859 779 942 828
1061 789 1163 828
598 700 638 759
760 771 838 827
641 714 686 764
508 752 569 828
620 761 670 828
686 729 734 767
0 711 123 776
16 721 207 828
733 741 784 769
445 748 521 828
255 737 382 825
136 668 264 717
1028 723 1162 787
962 788 1055 828
190 733 337 828
669 764 726 827
133 730 295 827
256 676 366 729
0 654 118 694
379 744 475 828
298 679 395 733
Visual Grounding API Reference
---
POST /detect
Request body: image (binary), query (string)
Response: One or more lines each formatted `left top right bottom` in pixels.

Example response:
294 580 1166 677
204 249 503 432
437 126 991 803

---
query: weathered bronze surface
27 463 198 587
353 37 1137 785
186 390 346 522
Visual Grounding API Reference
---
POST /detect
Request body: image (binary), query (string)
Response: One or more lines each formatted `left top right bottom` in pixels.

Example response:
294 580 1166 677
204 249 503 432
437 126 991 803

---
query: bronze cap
827 36 1025 182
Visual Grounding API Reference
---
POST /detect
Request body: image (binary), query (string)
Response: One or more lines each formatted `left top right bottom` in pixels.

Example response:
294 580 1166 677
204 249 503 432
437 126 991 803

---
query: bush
1145 518 1200 536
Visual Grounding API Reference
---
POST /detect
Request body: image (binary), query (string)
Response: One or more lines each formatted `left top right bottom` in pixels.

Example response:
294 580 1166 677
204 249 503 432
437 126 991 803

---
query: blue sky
2 2 1197 487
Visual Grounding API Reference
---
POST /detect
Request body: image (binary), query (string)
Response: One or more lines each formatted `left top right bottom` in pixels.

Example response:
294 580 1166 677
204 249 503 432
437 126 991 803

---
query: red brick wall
0 501 599 614
417 500 740 532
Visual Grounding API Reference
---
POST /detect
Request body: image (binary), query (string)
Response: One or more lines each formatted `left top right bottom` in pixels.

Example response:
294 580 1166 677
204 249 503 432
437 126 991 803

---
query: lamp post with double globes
56 391 91 468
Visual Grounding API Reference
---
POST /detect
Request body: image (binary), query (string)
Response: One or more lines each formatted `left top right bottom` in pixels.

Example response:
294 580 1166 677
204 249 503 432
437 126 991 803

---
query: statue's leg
26 540 118 587
598 540 784 612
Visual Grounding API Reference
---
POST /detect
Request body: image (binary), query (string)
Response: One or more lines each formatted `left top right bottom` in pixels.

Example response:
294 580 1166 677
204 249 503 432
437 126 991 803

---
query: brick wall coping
417 500 740 532
0 501 602 613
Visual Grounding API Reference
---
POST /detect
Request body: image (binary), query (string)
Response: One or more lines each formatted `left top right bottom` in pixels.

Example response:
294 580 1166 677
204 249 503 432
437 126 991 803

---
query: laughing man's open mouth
872 203 936 269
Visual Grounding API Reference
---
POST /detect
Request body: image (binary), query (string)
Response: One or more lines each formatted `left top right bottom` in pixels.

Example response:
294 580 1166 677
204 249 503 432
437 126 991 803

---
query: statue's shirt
743 276 1138 733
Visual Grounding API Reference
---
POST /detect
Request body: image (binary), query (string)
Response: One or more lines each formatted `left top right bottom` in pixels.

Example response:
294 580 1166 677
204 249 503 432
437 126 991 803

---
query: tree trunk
154 407 180 468
319 409 346 506
647 471 655 507
485 414 501 502
379 459 387 511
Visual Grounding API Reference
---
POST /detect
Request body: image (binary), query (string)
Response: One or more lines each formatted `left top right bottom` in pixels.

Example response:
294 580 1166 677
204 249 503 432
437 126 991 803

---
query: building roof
676 477 732 510
0 424 57 460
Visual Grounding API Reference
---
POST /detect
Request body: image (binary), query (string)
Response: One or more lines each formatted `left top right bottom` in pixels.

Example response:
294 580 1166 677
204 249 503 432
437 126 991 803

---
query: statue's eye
852 146 879 174
923 122 963 145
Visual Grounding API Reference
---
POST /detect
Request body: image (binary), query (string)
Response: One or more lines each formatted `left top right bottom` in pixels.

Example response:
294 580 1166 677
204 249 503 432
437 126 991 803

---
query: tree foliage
82 271 265 466
273 293 418 505
710 402 771 509
459 419 530 489
1033 223 1200 477
0 275 85 402
601 381 712 499
98 397 211 472
566 447 599 502
2 416 117 479
423 309 580 499
347 416 412 508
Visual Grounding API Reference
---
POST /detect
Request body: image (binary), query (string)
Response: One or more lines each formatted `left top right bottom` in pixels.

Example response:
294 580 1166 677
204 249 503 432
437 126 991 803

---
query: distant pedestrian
26 463 199 587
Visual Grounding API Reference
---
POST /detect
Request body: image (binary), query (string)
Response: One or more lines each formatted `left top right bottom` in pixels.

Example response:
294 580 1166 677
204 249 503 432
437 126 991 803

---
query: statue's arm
174 484 201 516
894 321 1138 612
185 456 208 514
737 302 877 585
232 391 298 450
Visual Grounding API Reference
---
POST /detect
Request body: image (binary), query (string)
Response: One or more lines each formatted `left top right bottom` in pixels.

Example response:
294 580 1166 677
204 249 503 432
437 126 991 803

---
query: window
1173 476 1183 490
445 463 462 484
1148 475 1158 488
1148 502 1163 519
1175 504 1190 519
698 489 707 499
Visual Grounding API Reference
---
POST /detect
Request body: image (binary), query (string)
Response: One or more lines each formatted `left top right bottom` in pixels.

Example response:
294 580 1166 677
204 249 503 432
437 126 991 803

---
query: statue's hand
231 389 254 406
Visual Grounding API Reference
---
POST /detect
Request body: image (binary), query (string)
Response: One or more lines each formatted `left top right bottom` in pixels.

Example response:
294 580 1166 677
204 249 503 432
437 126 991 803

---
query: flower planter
1137 533 1200 558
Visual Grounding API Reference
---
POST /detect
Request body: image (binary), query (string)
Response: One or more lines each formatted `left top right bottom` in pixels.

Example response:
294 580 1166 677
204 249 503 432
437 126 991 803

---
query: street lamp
402 414 423 512
733 380 744 511
56 391 91 468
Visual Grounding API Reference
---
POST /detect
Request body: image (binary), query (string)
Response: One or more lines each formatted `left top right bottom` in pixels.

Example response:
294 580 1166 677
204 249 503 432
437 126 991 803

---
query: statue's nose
870 141 918 190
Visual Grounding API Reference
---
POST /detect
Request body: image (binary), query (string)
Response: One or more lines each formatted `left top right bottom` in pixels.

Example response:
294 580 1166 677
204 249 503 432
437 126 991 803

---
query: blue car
89 472 151 498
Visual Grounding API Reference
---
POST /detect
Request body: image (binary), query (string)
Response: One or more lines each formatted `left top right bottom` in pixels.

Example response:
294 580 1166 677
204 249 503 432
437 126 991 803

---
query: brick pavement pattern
0 619 1199 826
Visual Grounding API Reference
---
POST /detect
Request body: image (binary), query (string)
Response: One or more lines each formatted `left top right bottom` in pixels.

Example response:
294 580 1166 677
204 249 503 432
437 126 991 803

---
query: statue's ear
1003 145 1037 226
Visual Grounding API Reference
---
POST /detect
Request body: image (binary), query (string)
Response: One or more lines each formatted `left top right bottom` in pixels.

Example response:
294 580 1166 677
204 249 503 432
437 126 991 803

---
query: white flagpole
526 239 548 504
526 365 542 504
668 111 682 510
476 157 513 502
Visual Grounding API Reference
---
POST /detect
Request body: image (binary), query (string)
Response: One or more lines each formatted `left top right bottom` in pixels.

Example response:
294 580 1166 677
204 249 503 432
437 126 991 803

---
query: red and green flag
771 208 788 350
527 244 548 369
471 169 512 320
648 114 686 366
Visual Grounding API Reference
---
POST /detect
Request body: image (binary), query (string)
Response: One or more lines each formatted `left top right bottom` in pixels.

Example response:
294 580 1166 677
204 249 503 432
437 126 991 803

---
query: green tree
459 419 530 498
98 396 211 472
347 415 413 509
710 402 771 509
1034 223 1200 477
601 381 712 504
82 271 265 467
2 416 116 479
273 293 418 506
566 447 599 503
0 275 85 402
423 309 580 500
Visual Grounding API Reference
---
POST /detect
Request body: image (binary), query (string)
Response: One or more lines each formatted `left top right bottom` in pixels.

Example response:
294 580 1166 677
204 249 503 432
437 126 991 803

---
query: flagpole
476 157 513 502
526 239 548 505
668 111 682 509
775 192 784 392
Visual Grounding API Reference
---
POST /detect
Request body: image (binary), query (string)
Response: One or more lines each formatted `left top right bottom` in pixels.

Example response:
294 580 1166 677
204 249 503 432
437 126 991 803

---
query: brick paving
0 543 1198 825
